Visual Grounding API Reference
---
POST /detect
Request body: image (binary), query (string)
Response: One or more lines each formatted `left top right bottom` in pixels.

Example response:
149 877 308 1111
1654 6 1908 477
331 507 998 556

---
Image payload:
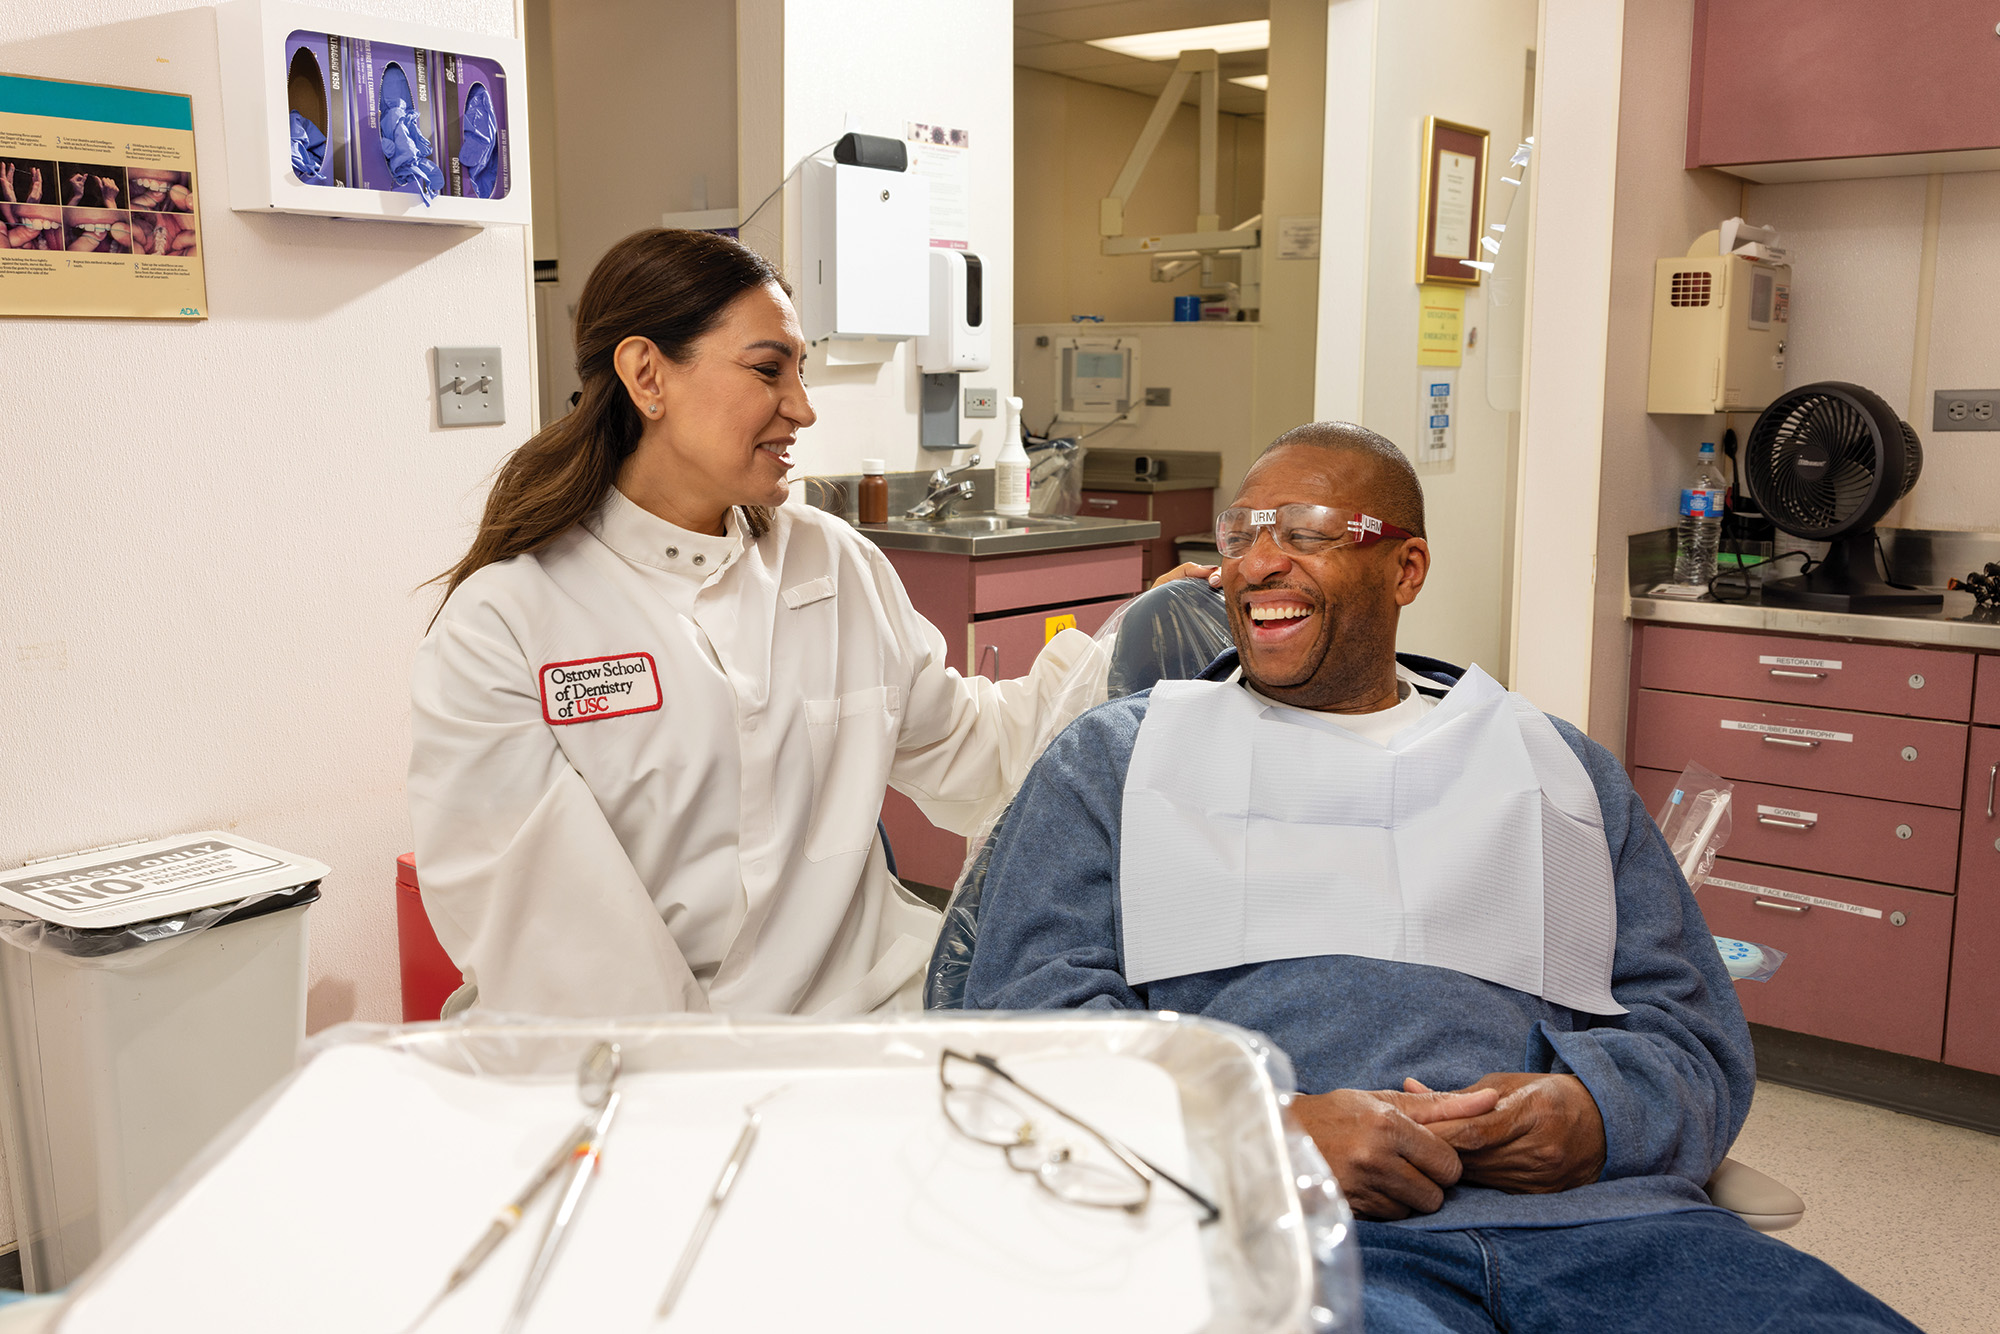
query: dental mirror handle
502 1091 621 1334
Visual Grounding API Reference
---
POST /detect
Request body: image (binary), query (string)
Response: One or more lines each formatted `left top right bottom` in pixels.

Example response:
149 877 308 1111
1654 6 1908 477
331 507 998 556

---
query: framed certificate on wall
1417 117 1489 286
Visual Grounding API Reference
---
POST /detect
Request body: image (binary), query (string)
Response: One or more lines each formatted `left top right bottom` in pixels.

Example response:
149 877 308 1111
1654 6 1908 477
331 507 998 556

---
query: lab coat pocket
804 685 903 862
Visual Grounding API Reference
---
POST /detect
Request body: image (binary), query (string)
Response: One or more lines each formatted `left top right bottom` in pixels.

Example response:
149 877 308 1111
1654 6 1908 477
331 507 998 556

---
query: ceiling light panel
1229 74 1268 90
1086 20 1270 62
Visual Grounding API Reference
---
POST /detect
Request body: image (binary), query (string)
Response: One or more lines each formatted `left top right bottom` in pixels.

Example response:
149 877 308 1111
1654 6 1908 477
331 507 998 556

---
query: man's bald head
1251 422 1426 539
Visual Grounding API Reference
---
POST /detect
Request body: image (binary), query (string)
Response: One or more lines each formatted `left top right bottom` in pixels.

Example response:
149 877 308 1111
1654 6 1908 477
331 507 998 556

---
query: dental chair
924 577 1805 1233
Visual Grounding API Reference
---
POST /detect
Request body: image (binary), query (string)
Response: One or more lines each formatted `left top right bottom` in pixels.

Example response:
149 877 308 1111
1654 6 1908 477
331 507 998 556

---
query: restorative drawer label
0 840 282 914
539 652 662 725
1758 654 1842 670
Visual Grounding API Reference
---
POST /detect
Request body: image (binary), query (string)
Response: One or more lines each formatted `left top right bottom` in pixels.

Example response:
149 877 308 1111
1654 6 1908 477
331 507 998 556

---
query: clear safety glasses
938 1049 1221 1224
1214 504 1413 559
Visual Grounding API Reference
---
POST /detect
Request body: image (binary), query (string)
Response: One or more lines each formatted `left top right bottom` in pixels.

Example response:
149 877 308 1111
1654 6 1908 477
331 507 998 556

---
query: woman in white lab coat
409 230 1101 1019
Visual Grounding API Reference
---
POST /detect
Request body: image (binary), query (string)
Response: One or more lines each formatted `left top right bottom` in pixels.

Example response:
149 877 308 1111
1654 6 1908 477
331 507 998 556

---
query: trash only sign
0 832 329 929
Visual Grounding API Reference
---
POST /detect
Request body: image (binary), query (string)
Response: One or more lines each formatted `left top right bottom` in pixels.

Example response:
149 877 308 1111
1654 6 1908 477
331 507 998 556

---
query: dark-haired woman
408 230 1102 1019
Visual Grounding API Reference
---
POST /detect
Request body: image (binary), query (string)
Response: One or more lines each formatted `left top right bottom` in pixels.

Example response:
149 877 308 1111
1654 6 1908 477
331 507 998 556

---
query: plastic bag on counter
1714 935 1788 983
1652 761 1733 890
1026 433 1084 517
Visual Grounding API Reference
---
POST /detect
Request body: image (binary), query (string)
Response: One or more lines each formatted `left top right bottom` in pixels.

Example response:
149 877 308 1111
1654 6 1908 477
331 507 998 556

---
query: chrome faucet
905 454 981 522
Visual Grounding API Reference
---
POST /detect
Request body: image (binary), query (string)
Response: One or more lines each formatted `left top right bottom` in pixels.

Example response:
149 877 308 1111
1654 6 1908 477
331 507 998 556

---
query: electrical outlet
1932 388 2000 432
963 388 997 418
1144 387 1172 407
435 347 505 427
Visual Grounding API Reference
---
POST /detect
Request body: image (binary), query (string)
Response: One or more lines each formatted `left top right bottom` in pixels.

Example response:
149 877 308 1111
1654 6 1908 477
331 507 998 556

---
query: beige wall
1014 66 1264 326
1588 0 1741 753
1355 0 1539 680
538 0 739 412
0 0 536 1249
1748 170 2000 532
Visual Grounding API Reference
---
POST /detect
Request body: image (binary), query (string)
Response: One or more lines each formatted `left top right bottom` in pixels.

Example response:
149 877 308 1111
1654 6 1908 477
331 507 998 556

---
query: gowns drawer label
539 652 662 725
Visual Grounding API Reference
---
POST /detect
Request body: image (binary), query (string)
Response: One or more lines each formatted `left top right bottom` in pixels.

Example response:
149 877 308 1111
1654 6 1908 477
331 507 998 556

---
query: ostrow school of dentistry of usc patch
539 652 663 725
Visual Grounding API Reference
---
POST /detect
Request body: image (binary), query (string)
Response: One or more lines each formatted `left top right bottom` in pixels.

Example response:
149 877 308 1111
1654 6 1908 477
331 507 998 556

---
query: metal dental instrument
655 1089 784 1321
502 1042 624 1334
397 1041 622 1334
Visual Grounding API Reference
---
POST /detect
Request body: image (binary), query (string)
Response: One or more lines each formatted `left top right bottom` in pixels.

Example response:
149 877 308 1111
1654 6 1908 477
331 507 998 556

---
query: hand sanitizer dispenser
917 250 990 373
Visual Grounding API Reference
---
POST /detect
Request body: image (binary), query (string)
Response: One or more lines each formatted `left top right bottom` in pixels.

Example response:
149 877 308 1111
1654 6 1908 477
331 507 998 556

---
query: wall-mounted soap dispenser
917 249 990 450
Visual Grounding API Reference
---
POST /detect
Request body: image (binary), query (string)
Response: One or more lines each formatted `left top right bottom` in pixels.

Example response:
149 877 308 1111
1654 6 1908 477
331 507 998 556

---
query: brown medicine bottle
859 458 889 524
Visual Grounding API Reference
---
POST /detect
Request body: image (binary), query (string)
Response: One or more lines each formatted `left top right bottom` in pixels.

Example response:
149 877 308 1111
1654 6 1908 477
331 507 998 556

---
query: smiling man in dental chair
963 423 1916 1332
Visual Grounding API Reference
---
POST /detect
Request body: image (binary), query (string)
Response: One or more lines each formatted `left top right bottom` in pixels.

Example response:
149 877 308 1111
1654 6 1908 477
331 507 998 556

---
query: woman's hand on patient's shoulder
1148 562 1223 591
1287 1084 1500 1220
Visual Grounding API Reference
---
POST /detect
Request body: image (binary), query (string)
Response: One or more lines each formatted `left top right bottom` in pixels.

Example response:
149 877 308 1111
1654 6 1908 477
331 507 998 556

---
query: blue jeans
1358 1210 1920 1333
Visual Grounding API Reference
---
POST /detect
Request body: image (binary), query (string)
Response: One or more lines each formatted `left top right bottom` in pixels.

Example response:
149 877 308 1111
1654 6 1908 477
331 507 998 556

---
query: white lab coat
408 489 1103 1019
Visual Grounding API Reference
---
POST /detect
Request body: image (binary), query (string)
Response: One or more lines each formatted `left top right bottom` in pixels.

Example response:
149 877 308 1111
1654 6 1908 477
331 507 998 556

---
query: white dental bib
1117 665 1625 1014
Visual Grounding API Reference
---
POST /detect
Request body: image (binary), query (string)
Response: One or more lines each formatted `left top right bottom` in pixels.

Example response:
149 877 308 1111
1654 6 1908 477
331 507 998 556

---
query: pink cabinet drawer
1697 860 1952 1061
1637 625 1971 721
972 545 1143 615
967 598 1123 681
1632 768 1960 895
1946 726 2000 1076
1977 656 2000 726
1079 491 1150 521
1630 689 1969 809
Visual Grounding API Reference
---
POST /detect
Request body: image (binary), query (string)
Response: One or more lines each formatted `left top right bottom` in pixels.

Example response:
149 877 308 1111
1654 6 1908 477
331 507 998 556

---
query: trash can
395 853 461 1022
0 832 324 1291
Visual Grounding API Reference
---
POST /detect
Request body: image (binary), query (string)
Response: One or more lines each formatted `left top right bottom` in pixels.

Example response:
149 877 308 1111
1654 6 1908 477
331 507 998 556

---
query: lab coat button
693 554 706 566
665 546 680 559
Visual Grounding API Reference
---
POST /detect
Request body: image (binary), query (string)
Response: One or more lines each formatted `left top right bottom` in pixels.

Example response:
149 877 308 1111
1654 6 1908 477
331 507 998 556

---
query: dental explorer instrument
501 1042 624 1334
656 1088 784 1321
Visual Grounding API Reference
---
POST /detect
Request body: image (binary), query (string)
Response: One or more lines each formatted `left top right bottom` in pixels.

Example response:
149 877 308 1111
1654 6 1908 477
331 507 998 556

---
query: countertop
1625 528 2000 651
855 513 1160 556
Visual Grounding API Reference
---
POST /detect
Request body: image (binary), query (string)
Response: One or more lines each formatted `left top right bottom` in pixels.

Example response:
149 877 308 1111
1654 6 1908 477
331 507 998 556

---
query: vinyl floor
1731 1080 2000 1333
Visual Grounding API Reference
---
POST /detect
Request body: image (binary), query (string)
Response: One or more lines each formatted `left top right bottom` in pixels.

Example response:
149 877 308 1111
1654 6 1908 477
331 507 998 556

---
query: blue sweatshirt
962 685 1756 1232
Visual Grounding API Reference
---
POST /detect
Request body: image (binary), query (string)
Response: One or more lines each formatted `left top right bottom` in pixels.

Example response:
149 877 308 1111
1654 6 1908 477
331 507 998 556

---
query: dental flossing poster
0 73 208 320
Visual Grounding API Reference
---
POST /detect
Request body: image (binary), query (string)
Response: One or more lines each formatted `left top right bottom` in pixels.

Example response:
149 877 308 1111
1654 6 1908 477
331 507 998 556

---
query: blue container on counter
1173 294 1201 322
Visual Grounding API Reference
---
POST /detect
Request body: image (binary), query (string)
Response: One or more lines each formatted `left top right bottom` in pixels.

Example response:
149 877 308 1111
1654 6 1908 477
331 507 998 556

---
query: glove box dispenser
217 0 527 225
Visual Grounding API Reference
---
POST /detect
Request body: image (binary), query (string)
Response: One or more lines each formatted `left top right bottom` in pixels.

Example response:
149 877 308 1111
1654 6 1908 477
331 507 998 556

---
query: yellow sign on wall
1044 614 1077 643
1417 284 1464 367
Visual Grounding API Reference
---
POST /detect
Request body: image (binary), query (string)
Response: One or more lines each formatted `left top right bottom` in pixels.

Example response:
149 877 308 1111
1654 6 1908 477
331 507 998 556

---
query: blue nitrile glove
289 111 326 181
378 62 444 204
460 82 499 198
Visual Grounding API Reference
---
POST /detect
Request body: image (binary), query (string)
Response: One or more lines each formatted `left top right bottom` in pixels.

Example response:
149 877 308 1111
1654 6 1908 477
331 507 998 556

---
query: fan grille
1744 384 1909 540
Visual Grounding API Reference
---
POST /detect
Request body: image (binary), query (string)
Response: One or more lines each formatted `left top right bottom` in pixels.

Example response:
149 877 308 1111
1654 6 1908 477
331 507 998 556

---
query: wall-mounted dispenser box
216 0 528 226
1647 231 1789 414
917 249 990 374
798 158 929 352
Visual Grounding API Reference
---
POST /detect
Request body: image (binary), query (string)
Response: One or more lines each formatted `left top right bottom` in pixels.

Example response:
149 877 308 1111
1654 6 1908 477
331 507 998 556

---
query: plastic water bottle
1674 441 1725 586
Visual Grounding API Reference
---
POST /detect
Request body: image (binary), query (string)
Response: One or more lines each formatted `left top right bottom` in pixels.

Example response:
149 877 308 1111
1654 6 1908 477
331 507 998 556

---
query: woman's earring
647 403 661 416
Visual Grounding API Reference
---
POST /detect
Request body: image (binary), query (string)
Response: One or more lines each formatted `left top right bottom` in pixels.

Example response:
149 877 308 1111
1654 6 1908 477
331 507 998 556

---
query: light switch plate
1932 389 2000 432
436 347 505 427
963 387 997 418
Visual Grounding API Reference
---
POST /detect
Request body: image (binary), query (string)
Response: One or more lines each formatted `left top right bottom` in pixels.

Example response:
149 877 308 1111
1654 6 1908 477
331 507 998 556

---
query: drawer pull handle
1754 899 1808 913
1760 735 1820 750
1086 498 1119 508
1757 815 1814 830
1988 762 1997 821
1768 669 1826 680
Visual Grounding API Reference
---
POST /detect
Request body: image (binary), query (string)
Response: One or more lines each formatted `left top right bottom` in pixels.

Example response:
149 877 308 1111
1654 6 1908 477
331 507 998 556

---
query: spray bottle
993 396 1031 517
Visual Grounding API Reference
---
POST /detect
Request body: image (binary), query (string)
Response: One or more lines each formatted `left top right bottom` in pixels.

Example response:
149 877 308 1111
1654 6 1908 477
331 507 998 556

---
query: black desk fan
1741 380 1939 610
